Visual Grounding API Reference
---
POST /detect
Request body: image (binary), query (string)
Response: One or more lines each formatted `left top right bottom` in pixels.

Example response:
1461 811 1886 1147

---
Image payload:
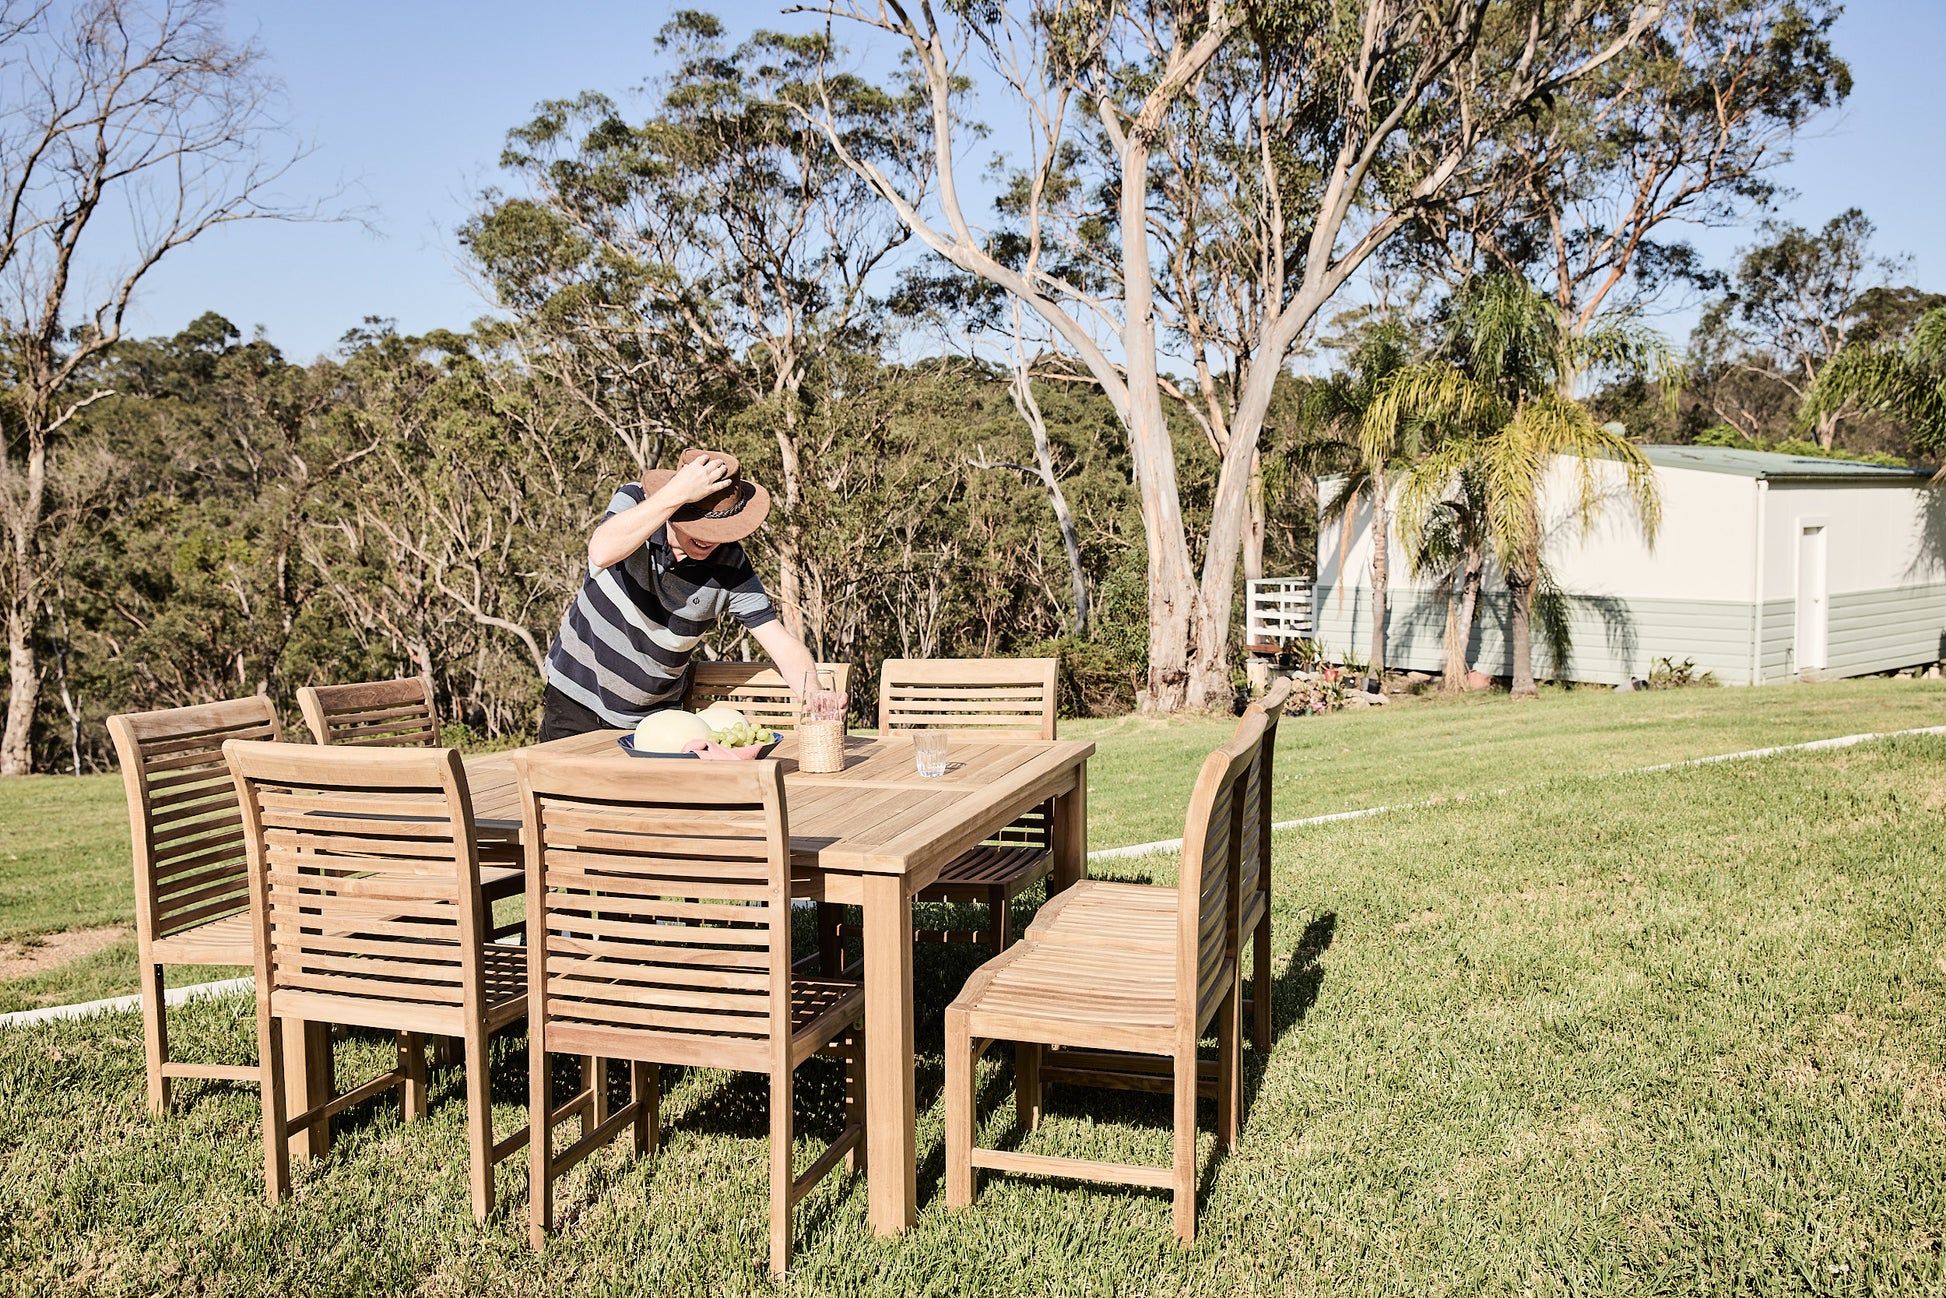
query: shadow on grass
263 905 1337 1229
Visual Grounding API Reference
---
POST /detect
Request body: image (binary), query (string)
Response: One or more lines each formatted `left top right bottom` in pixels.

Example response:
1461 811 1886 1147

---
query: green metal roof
1641 444 1933 482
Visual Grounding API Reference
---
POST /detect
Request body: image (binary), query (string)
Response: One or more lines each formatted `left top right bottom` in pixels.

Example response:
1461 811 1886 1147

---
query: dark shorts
539 684 682 744
538 684 609 743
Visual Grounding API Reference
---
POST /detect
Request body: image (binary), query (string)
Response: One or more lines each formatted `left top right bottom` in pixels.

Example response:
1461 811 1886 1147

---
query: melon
633 709 712 753
695 703 747 732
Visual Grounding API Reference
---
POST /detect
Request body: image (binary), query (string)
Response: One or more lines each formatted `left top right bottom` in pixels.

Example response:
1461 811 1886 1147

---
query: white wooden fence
1245 577 1314 649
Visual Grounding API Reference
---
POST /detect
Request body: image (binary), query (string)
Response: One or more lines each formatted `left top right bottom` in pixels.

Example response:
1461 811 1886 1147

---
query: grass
1072 675 1946 849
1 677 1941 1013
2 730 1943 1293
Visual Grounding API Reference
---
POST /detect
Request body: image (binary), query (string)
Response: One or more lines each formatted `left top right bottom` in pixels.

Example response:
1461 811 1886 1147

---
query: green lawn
2 677 1942 1013
2 728 1942 1293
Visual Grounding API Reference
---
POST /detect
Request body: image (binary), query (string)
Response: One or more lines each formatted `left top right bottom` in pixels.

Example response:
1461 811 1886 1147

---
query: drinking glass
913 730 948 778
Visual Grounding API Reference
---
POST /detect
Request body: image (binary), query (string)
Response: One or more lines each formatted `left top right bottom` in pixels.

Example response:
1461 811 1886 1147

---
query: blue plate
616 734 780 760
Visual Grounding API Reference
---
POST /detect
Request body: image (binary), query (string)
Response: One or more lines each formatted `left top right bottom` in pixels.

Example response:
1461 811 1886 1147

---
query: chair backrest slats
109 698 283 941
1177 711 1265 1038
1238 677 1291 897
516 756 791 1067
877 658 1058 739
226 742 486 1019
298 678 440 748
683 661 852 734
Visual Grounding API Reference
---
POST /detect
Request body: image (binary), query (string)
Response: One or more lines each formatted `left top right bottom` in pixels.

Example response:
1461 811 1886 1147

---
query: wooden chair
1017 688 1288 1106
943 711 1263 1243
683 660 852 733
225 740 529 1221
296 678 441 748
822 657 1058 970
300 677 520 890
1237 678 1291 1046
108 697 283 1114
516 754 865 1274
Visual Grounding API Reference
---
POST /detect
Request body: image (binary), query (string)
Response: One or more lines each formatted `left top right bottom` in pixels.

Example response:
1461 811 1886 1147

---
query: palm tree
1404 463 1489 691
1805 307 1946 462
1306 327 1412 682
1368 275 1666 698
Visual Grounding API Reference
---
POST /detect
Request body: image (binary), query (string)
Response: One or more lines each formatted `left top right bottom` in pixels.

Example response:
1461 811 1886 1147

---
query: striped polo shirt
544 482 779 727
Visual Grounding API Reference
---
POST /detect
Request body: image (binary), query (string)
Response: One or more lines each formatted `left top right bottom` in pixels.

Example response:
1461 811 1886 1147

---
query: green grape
708 722 777 749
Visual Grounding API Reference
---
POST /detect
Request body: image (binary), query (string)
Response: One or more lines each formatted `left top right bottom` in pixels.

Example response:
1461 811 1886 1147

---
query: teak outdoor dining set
106 659 1290 1273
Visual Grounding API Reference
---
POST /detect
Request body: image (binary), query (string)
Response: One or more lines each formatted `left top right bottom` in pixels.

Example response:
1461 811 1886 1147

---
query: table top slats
462 732 1090 876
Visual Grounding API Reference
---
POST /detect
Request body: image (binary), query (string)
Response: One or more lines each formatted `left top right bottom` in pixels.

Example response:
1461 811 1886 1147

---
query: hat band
698 481 755 520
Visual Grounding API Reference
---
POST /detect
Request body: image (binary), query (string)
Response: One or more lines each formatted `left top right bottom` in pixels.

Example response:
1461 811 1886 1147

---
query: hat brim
639 472 772 544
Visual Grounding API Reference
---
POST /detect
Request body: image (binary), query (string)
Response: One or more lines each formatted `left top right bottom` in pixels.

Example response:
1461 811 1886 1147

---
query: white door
1796 524 1828 675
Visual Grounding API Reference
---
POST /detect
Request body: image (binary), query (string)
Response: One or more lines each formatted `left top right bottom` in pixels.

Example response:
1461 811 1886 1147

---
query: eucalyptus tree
793 0 1670 711
1422 0 1851 359
467 11 927 648
0 0 306 773
1805 308 1946 462
1693 210 1901 449
1375 275 1665 697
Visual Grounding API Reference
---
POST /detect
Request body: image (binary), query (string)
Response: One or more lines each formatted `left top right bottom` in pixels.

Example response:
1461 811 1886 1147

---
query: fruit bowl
616 733 780 760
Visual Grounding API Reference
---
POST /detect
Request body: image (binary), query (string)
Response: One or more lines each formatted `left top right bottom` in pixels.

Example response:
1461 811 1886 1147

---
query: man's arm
750 619 820 702
588 455 732 569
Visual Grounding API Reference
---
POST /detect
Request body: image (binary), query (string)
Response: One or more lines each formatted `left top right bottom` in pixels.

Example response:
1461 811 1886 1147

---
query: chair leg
399 1032 428 1122
140 960 170 1115
590 1057 611 1131
768 1067 793 1275
945 1014 975 1209
1216 986 1240 1148
1171 1046 1197 1245
632 1061 658 1157
466 1026 495 1222
528 1028 552 1250
258 1011 291 1203
433 1035 460 1068
1015 1041 1041 1133
817 901 845 974
1251 909 1272 1048
844 1028 866 1176
990 886 1009 955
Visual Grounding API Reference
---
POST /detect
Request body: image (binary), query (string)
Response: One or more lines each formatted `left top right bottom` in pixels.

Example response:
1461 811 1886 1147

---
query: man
539 448 818 741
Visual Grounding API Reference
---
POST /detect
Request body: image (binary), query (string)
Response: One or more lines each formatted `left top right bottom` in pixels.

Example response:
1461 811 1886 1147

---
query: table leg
1052 760 1088 894
282 1017 334 1161
861 872 916 1235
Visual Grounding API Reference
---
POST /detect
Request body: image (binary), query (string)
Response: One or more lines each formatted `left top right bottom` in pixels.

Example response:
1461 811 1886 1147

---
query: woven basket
797 718 846 773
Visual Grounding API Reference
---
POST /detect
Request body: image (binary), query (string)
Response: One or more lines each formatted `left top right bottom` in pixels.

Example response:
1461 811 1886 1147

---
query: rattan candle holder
796 718 846 773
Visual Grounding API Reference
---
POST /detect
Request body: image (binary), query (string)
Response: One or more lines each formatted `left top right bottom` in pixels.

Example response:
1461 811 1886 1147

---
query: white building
1315 446 1946 685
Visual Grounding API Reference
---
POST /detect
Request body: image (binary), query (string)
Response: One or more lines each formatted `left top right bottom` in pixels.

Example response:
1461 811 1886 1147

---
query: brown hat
641 448 772 545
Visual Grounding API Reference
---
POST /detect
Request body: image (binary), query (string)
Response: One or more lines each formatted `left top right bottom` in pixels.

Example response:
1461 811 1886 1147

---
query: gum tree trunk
1 435 47 776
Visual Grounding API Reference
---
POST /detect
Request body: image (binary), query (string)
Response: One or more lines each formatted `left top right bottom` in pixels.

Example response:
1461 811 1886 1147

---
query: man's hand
654 454 730 508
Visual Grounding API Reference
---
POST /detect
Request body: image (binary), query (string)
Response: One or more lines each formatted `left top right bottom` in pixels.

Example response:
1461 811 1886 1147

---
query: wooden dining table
281 727 1093 1237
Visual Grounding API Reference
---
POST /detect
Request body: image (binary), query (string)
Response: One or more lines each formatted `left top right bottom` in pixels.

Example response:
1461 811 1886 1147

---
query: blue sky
118 1 1946 363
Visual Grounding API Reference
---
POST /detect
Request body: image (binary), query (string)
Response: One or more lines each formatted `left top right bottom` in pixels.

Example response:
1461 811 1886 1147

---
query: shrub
1029 635 1141 717
1647 656 1719 689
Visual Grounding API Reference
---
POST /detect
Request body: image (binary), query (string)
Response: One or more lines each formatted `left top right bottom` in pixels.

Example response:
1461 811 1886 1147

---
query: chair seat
480 944 529 1029
789 977 866 1066
1023 878 1269 951
949 940 1180 1054
920 841 1052 902
150 911 255 966
1021 880 1178 952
